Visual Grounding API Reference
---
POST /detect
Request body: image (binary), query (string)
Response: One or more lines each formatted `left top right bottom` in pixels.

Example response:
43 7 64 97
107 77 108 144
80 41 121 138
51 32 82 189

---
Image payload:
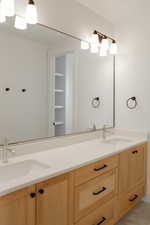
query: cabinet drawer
74 155 119 186
119 184 145 218
76 198 117 225
75 169 118 221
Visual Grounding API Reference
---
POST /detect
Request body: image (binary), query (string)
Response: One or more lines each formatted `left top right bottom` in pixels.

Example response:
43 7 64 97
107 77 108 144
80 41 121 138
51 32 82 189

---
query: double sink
0 136 132 184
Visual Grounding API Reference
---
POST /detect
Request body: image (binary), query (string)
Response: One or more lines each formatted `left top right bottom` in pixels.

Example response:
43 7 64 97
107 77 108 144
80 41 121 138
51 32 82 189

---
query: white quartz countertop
0 129 148 196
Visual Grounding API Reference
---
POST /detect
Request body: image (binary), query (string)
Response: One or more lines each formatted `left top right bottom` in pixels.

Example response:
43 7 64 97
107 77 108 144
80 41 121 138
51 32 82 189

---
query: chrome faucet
92 124 97 131
0 138 15 163
102 125 111 140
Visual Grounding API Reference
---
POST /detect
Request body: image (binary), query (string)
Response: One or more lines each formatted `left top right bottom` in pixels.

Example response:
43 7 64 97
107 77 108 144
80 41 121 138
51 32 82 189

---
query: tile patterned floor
116 201 150 225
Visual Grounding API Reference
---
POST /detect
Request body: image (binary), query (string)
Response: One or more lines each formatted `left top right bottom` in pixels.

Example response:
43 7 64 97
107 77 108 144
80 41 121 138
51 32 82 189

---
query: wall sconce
0 2 6 23
25 0 38 25
0 0 38 29
15 15 27 30
101 36 109 51
80 40 89 50
91 30 99 45
110 40 118 55
81 30 118 56
1 0 15 17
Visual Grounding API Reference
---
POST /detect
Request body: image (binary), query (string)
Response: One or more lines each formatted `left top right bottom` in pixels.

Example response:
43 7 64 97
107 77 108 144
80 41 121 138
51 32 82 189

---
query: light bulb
101 37 109 50
25 0 38 24
99 48 107 56
0 2 6 23
1 0 15 17
91 32 99 45
110 41 118 55
15 16 27 30
81 40 89 50
91 44 99 53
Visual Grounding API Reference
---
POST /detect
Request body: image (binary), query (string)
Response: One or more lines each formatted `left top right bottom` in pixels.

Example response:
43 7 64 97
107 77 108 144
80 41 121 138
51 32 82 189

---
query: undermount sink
0 160 50 183
103 137 132 145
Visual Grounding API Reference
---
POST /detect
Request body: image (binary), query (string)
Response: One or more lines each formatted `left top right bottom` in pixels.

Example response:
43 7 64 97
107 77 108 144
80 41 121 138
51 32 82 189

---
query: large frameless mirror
0 17 115 144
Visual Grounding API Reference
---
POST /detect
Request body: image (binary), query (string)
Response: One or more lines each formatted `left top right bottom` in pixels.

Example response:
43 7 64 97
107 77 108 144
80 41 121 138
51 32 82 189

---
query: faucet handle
3 137 9 148
3 137 15 154
93 124 97 131
8 148 16 155
103 124 110 129
103 124 107 129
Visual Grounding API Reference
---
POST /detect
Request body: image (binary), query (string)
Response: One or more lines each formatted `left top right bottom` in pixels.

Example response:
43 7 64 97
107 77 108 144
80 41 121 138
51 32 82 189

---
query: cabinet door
36 173 73 225
0 186 36 225
119 143 147 194
119 184 145 219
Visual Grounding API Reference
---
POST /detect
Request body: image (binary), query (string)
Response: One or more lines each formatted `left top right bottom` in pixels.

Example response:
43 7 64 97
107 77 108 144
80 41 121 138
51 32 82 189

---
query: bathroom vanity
0 11 147 225
0 133 147 225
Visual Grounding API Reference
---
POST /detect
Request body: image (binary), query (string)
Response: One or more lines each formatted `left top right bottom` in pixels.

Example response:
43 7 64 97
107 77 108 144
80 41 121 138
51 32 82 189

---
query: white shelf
54 122 64 126
55 73 64 77
55 89 64 93
55 105 64 109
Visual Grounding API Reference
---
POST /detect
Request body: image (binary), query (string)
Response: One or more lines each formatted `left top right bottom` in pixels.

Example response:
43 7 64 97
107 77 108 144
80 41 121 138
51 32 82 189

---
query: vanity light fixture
110 40 118 55
81 29 118 56
25 0 38 24
101 36 109 51
1 0 15 17
81 40 89 50
91 30 99 45
15 15 27 30
0 2 6 23
99 48 107 57
91 43 99 53
0 0 38 30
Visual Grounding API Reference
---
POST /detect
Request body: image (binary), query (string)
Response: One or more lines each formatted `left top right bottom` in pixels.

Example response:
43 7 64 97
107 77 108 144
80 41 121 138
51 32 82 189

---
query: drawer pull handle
129 194 138 202
95 217 106 225
94 165 107 172
132 150 138 154
93 187 106 195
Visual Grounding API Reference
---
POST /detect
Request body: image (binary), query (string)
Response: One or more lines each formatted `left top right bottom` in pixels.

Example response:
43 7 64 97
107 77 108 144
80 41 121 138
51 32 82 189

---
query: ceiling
75 0 150 25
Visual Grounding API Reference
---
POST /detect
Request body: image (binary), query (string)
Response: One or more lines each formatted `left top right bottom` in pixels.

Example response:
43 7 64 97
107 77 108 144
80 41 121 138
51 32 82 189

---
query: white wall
115 19 150 198
0 30 49 143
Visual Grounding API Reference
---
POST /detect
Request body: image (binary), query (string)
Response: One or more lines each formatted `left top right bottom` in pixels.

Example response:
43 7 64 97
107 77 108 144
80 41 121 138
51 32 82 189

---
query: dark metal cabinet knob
132 150 138 154
39 189 44 194
30 192 36 198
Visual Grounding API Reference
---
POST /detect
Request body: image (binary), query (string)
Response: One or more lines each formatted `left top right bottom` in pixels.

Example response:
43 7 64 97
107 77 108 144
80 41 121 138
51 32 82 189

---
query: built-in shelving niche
54 55 66 136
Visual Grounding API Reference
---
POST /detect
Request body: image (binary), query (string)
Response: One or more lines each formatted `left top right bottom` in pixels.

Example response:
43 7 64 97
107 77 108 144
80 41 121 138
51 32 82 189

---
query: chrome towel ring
126 96 137 109
91 97 100 108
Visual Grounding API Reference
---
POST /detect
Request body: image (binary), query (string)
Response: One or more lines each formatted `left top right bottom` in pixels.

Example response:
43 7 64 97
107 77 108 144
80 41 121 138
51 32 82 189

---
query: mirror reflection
0 18 114 144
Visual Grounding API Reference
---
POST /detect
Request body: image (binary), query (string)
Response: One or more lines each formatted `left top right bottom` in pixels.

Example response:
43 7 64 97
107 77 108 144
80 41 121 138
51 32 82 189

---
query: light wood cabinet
0 143 147 225
75 169 118 221
75 198 117 225
74 155 119 186
128 145 146 189
36 173 73 225
0 186 36 225
118 183 145 218
119 143 147 195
